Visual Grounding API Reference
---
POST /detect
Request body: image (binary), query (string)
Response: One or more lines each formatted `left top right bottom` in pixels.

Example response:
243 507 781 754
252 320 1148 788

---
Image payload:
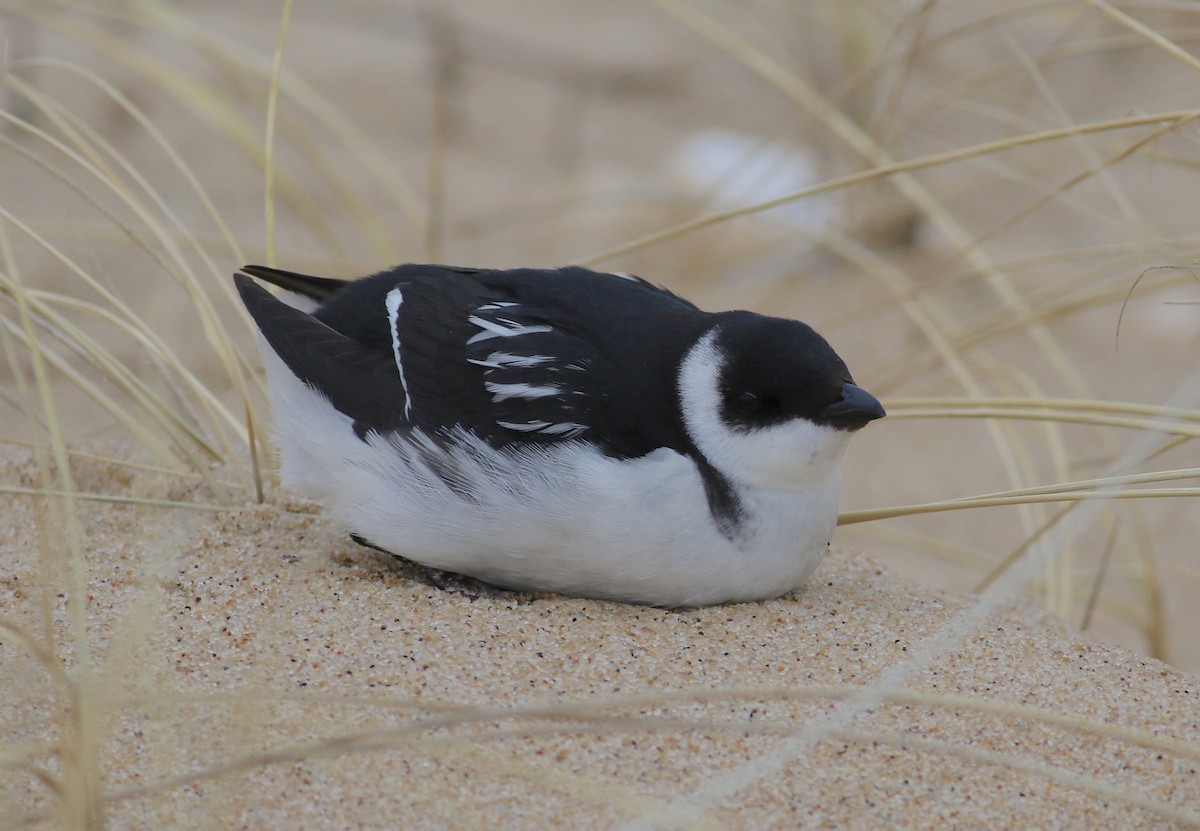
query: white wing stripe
484 381 560 402
497 419 588 437
467 352 554 369
385 288 413 419
497 419 551 432
466 314 553 345
540 422 589 437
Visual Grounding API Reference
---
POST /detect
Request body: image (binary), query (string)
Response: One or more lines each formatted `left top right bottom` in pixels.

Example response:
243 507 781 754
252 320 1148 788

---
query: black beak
818 383 885 431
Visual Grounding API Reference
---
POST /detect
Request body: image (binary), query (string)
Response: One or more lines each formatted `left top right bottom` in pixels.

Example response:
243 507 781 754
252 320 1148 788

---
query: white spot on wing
541 422 588 437
466 314 553 345
497 419 588 438
467 352 554 370
484 381 560 402
385 288 412 419
608 271 640 282
497 419 553 432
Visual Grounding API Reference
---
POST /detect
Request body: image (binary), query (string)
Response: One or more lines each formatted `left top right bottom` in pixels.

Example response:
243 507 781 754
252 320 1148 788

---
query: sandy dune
3 453 1197 829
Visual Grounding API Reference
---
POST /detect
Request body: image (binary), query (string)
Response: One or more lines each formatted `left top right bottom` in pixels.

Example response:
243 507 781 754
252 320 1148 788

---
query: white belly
264 349 840 606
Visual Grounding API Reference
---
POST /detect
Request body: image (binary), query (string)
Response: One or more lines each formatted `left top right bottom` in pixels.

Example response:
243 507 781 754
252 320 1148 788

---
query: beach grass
2 0 1200 827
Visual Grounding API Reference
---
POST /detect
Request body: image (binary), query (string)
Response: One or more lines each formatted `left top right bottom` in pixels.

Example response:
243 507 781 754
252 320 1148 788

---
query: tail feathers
235 273 407 439
240 264 348 302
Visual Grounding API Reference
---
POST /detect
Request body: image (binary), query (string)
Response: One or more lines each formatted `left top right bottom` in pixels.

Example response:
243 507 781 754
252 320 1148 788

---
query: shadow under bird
235 264 884 606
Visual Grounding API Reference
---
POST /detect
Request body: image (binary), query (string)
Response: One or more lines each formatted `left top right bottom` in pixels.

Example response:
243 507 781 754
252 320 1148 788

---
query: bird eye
735 392 759 413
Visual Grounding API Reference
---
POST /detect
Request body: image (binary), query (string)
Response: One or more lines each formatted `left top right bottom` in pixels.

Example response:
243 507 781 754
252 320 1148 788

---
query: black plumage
237 264 711 457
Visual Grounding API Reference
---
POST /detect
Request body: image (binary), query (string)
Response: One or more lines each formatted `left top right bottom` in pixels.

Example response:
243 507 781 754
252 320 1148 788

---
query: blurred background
2 0 1199 670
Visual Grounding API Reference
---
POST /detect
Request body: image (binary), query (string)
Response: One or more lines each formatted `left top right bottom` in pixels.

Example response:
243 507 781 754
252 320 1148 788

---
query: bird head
677 313 884 491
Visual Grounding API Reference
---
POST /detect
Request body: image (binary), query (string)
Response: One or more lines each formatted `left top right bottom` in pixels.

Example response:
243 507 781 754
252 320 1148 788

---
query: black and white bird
235 264 884 607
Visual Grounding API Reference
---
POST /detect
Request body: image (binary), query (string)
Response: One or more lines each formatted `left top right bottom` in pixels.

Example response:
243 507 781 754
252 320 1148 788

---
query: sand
2 451 1199 830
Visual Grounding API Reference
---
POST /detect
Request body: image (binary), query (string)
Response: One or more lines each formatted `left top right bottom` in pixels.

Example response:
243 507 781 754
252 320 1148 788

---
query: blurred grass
2 0 1199 826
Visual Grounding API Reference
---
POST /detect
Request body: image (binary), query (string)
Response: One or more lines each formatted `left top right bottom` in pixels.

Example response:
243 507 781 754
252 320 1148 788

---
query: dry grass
2 0 1199 827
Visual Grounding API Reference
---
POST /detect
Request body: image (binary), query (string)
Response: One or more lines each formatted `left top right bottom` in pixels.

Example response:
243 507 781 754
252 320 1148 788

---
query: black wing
385 267 606 448
392 266 710 457
239 264 706 458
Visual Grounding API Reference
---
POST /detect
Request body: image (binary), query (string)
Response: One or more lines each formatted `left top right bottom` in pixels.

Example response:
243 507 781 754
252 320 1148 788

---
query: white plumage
260 334 843 606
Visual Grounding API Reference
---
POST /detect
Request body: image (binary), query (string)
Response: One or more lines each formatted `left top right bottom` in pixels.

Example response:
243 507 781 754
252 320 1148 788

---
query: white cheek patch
727 418 851 488
678 328 850 491
677 329 723 428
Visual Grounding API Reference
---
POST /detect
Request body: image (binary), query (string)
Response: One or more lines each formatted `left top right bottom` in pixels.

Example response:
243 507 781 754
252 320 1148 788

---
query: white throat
677 328 852 492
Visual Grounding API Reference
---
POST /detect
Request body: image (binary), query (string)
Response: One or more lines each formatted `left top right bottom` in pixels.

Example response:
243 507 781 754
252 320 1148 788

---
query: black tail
234 274 407 439
240 265 348 302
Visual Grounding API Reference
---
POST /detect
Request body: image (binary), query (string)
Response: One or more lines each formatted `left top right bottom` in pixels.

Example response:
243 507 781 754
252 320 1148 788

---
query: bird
235 263 884 607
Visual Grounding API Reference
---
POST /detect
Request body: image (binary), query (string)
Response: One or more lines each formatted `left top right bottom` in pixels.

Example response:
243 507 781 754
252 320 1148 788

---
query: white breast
261 341 841 606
